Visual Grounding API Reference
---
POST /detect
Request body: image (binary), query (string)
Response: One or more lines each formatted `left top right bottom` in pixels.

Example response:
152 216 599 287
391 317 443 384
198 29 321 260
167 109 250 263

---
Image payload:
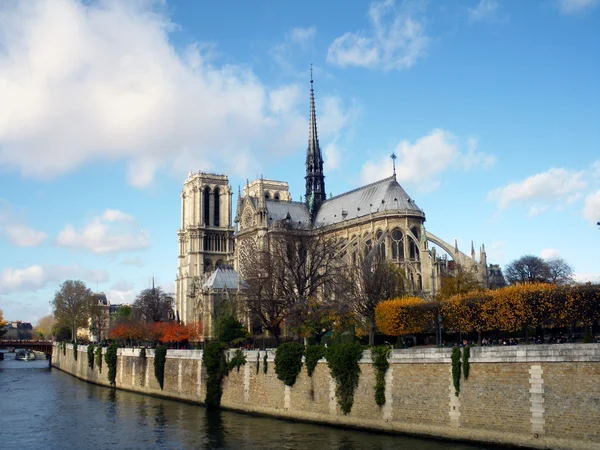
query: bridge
0 340 53 356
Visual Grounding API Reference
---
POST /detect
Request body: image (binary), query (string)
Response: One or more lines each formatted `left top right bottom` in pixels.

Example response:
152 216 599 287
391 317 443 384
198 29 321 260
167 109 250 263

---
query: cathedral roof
265 200 312 228
202 266 241 291
313 175 424 228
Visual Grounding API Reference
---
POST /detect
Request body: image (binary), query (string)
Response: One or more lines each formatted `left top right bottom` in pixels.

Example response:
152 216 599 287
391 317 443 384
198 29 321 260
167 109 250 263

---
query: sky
0 0 599 324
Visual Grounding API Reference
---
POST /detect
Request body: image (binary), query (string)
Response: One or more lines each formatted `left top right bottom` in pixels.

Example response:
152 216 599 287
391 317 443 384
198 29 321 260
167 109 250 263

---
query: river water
0 351 493 449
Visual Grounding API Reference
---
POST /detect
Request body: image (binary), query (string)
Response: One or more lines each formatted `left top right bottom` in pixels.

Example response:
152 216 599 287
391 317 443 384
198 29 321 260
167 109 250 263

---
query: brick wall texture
53 344 600 450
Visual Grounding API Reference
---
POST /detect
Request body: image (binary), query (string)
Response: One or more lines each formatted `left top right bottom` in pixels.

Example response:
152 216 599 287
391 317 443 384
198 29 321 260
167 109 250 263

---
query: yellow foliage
375 297 436 336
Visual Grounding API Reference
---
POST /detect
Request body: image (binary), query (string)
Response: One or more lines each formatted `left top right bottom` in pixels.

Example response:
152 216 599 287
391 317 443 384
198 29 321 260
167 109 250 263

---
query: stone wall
52 344 600 450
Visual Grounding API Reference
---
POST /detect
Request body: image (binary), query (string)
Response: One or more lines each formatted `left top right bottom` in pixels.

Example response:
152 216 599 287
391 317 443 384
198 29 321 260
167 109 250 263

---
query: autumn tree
439 264 482 299
34 315 55 339
345 251 405 346
51 280 94 342
0 309 7 338
375 297 437 337
134 286 173 323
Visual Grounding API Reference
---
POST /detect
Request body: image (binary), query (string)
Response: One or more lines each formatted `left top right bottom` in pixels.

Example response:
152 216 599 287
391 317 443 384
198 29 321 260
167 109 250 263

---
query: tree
439 264 482 299
112 305 132 324
133 286 173 323
217 316 249 345
0 309 7 338
241 230 345 344
51 280 94 342
546 258 574 285
345 252 405 346
35 315 55 339
375 297 436 337
505 255 551 284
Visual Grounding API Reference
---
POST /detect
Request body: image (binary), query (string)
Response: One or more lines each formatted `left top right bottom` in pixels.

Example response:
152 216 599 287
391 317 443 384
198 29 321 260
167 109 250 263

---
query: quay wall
52 344 600 450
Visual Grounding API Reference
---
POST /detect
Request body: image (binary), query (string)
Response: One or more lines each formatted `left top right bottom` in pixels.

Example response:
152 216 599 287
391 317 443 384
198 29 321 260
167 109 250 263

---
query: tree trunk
477 330 482 346
368 324 375 347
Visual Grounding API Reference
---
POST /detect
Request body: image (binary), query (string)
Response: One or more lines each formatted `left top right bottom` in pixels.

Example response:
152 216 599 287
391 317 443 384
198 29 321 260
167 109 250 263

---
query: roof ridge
324 175 396 203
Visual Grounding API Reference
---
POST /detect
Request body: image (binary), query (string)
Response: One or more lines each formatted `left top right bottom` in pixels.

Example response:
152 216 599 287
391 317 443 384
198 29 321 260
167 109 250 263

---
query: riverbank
52 343 600 450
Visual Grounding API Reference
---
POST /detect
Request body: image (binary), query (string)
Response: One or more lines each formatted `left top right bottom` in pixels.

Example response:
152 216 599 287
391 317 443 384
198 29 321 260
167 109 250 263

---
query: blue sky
1 0 599 324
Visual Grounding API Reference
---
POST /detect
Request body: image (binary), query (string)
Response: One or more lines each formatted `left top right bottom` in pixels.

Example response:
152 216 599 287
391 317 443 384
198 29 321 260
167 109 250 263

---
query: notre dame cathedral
175 75 495 338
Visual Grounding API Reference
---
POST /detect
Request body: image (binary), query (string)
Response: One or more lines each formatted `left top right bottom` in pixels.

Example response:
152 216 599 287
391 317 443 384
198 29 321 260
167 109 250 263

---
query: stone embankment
53 343 600 450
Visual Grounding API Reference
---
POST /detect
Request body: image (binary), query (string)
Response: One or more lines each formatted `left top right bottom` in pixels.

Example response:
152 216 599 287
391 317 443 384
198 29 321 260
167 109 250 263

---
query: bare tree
51 280 94 342
241 229 345 344
133 286 173 323
505 255 551 284
345 252 405 346
546 258 574 285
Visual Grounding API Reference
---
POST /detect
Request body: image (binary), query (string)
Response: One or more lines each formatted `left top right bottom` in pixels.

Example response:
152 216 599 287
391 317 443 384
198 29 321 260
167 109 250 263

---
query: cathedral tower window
203 187 210 226
214 187 220 227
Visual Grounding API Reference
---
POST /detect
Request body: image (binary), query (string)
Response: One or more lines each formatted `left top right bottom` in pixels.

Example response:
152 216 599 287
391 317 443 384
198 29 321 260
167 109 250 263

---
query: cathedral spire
305 65 326 219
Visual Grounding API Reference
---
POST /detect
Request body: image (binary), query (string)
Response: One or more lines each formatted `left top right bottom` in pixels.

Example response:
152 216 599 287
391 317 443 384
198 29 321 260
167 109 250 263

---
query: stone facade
54 343 600 450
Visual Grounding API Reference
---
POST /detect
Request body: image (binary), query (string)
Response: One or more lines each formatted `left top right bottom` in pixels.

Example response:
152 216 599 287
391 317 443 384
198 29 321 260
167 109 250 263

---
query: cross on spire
390 152 397 177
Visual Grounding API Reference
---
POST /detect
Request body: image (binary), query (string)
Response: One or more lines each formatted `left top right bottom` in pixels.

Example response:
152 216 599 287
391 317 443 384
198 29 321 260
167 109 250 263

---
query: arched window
391 228 404 261
411 226 420 242
265 193 270 199
216 259 223 268
274 192 280 200
214 187 220 227
203 187 210 226
204 259 213 273
376 231 385 259
409 238 419 260
364 239 372 258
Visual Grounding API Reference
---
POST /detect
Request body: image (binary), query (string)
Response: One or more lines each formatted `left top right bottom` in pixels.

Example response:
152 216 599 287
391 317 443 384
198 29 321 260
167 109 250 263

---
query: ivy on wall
371 346 390 407
263 351 268 374
95 346 103 373
275 343 304 387
87 343 95 370
203 342 228 408
61 341 66 356
227 349 247 372
326 343 363 415
451 347 462 396
462 345 471 380
304 345 325 378
105 343 118 387
256 351 260 375
73 341 78 361
154 345 168 390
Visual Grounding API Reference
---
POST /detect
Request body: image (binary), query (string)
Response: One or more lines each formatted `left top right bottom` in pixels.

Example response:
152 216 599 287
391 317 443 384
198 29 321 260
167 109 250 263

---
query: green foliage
73 341 78 361
372 346 390 407
61 341 66 356
95 345 103 373
256 351 260 374
154 345 168 390
451 347 462 396
326 343 363 415
274 342 304 387
462 345 471 380
304 345 326 378
227 349 247 372
583 328 593 343
140 347 146 360
263 351 268 374
87 343 95 370
218 316 249 344
203 342 228 408
105 343 118 387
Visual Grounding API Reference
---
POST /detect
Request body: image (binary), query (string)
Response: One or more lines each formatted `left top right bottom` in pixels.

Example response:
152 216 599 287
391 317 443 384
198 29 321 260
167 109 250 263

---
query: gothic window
391 228 404 261
376 231 385 259
214 187 220 227
411 226 419 242
204 259 213 273
274 192 280 200
409 238 419 260
265 193 270 199
216 259 223 268
365 239 372 258
203 187 210 226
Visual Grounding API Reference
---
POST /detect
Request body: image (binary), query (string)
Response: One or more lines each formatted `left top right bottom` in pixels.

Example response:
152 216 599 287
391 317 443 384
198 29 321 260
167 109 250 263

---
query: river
0 351 493 449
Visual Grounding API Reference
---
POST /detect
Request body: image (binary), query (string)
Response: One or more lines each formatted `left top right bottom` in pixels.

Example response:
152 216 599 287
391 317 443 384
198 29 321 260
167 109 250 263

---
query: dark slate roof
203 266 241 290
94 293 109 305
265 200 311 228
313 176 423 228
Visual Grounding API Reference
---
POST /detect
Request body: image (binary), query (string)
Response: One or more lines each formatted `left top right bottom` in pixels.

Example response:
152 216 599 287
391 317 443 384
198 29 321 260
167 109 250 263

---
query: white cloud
56 209 150 254
289 26 316 46
558 0 599 14
488 168 587 210
573 272 600 284
107 289 136 305
0 200 47 247
0 1 347 187
540 248 561 260
360 129 496 190
120 256 145 267
323 141 342 171
327 0 430 71
583 190 600 224
0 263 108 294
468 0 499 22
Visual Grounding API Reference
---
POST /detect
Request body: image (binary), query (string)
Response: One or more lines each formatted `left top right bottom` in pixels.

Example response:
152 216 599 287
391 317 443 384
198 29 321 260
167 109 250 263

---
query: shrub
326 343 363 415
274 343 304 387
203 342 228 408
154 345 168 390
105 343 119 387
462 345 471 380
304 345 325 378
218 316 248 344
95 346 103 373
87 343 95 370
372 346 390 407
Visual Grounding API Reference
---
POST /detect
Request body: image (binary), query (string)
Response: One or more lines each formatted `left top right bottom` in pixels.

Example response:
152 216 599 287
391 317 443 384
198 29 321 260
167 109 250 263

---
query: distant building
5 321 33 340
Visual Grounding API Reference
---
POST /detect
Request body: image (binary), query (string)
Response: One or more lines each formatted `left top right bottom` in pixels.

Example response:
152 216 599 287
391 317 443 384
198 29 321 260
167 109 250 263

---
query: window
214 187 220 227
391 228 404 261
203 187 210 226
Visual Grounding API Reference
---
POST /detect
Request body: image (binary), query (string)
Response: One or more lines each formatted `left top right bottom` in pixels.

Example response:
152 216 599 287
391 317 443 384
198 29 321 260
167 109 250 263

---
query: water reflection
0 351 494 449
